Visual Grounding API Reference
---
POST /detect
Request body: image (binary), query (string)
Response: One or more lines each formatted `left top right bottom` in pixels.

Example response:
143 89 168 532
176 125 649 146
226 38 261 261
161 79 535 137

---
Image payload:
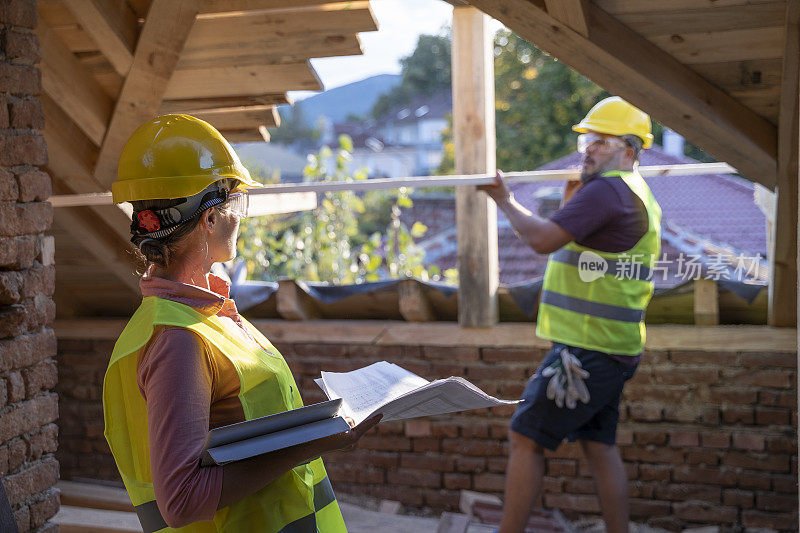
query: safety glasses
576 133 628 154
220 192 249 219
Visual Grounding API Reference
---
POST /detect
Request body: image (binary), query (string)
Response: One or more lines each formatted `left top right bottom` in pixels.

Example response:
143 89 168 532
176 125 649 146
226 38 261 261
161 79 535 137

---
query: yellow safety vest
536 170 662 356
103 296 348 533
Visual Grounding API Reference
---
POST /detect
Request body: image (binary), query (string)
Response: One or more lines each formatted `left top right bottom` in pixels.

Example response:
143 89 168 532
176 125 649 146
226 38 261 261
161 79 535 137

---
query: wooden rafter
769 0 799 327
544 0 589 37
192 106 281 130
36 22 112 146
93 0 204 189
467 0 779 186
159 94 291 113
62 0 139 76
199 0 358 13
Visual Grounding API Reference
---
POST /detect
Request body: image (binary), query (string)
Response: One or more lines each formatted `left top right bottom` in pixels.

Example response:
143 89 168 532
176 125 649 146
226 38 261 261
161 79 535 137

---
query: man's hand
477 170 513 205
326 414 383 453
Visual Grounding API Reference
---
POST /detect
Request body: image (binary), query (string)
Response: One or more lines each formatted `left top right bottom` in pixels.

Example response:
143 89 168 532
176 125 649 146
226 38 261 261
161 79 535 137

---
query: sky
290 0 471 100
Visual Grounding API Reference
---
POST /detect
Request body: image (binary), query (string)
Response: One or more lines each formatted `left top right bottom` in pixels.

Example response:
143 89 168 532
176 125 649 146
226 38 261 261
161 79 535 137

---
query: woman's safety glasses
576 133 628 154
220 192 249 219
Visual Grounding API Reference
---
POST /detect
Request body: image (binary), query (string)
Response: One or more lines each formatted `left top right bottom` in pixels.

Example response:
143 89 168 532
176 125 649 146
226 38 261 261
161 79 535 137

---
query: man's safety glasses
220 192 249 219
576 133 628 154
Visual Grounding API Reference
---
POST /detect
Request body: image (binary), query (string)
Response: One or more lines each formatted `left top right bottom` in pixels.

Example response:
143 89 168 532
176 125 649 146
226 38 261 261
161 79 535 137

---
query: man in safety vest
479 97 661 533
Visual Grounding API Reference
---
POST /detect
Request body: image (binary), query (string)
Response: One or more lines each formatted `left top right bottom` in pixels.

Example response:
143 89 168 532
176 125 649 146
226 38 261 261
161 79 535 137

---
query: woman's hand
335 414 382 452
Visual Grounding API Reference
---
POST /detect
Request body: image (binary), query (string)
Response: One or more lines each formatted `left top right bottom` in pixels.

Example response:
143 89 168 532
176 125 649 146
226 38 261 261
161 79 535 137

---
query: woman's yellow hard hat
112 114 263 203
573 96 653 149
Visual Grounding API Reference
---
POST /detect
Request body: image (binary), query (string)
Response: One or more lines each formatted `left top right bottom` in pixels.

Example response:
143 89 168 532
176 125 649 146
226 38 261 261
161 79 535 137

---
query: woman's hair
130 198 204 270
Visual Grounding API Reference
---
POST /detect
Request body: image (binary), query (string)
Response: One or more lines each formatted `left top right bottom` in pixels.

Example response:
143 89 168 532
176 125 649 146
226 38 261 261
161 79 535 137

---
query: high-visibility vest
103 296 348 533
536 170 662 356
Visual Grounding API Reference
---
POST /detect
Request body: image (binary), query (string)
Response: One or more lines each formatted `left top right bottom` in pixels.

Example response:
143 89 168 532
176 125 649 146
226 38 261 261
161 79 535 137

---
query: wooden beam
199 0 355 13
693 279 720 326
159 94 291 113
193 105 280 130
58 481 134 513
399 280 436 322
53 505 141 533
544 0 589 37
221 128 270 143
771 0 800 327
36 22 112 146
177 33 364 69
276 280 322 320
452 7 498 327
164 61 323 99
615 4 786 36
93 0 203 189
62 0 139 76
467 0 778 186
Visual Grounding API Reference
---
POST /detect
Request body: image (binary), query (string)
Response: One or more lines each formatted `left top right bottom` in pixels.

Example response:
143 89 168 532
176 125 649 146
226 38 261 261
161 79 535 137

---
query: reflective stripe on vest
535 170 661 356
103 297 348 533
134 476 338 533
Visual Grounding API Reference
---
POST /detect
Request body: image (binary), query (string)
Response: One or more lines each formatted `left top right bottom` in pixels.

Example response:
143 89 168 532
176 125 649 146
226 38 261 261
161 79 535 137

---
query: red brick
629 497 672 518
755 492 796 512
411 437 440 452
547 459 577 477
755 406 790 426
386 468 441 488
700 432 730 448
0 202 52 236
628 403 662 421
460 424 489 438
721 405 754 424
722 488 754 508
652 366 719 385
737 470 773 490
654 483 721 503
669 350 737 365
16 168 50 202
0 62 39 95
13 504 29 532
7 370 25 402
732 433 765 451
345 344 401 359
3 457 58 505
663 403 719 424
638 464 671 482
0 393 58 443
565 477 597 494
544 493 601 513
772 474 798 494
672 465 737 487
399 453 454 472
685 449 720 466
487 457 506 473
429 362 467 377
740 351 796 369
292 343 347 358
742 510 799 530
634 430 667 445
8 439 25 471
759 390 796 409
403 420 431 437
622 383 688 403
708 387 758 405
668 430 699 447
443 472 471 490
422 345 479 362
616 428 633 445
27 424 57 461
465 364 526 381
5 30 40 64
0 167 17 200
456 456 486 473
0 133 46 166
481 347 539 363
441 439 504 456
473 472 505 492
0 0 38 28
30 488 59 528
430 422 458 438
673 501 737 523
722 368 793 388
723 451 791 472
0 271 22 304
22 361 57 397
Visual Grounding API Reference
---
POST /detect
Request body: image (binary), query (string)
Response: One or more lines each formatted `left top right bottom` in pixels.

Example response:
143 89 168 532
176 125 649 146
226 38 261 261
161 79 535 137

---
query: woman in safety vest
103 114 380 533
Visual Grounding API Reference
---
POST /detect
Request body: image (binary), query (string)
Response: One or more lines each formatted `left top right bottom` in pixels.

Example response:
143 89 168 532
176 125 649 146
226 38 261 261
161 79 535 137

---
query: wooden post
452 7 498 327
276 280 322 321
772 0 800 327
398 280 436 322
693 279 719 326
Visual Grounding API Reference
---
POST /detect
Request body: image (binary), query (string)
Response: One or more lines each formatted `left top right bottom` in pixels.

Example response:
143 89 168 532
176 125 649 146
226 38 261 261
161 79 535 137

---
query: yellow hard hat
112 114 263 203
573 96 653 149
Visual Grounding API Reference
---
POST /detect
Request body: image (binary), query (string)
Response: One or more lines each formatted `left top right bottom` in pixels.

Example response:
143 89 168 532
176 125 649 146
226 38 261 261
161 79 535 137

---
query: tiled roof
404 146 768 288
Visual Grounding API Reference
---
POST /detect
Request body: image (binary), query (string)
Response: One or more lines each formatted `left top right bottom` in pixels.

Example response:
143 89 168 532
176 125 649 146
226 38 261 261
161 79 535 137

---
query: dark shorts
510 343 638 450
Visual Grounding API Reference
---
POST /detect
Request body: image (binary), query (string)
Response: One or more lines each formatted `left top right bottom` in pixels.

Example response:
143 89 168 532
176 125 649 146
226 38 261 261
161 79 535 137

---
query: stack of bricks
56 332 798 531
0 1 60 532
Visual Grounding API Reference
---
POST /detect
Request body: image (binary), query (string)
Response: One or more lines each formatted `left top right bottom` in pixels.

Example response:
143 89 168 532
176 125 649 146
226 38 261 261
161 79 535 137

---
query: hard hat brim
112 173 263 203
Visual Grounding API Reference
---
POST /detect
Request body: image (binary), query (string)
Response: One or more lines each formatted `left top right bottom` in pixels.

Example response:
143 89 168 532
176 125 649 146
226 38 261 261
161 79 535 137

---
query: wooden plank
770 0 800 327
693 279 720 325
399 280 436 322
93 0 203 189
595 0 784 15
53 505 141 533
177 33 364 69
193 105 279 130
38 0 79 26
544 0 588 37
649 26 784 65
200 0 353 13
164 61 322 99
692 58 783 96
276 280 322 320
187 2 375 50
53 25 99 52
467 0 778 186
36 22 112 146
58 481 134 513
78 52 124 99
452 7 498 327
221 128 270 143
159 94 290 113
63 0 139 76
616 3 786 36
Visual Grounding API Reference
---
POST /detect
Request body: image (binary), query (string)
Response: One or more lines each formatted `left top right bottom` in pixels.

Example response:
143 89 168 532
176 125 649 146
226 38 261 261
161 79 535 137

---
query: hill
288 74 401 125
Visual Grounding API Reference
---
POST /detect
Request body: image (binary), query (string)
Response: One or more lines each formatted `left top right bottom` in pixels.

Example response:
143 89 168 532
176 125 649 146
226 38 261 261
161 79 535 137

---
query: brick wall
0 2 60 532
56 324 798 531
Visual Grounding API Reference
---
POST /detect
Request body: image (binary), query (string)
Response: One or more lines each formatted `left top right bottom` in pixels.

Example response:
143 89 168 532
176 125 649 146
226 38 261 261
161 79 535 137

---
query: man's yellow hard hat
112 114 263 203
572 96 653 149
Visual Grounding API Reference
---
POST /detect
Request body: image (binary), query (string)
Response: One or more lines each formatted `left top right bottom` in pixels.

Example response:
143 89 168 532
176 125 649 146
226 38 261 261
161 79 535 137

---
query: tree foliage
371 33 452 120
237 135 451 284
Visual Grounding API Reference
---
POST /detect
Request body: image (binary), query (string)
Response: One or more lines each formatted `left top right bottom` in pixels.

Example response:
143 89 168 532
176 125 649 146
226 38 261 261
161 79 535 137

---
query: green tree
237 135 447 284
371 33 452 120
